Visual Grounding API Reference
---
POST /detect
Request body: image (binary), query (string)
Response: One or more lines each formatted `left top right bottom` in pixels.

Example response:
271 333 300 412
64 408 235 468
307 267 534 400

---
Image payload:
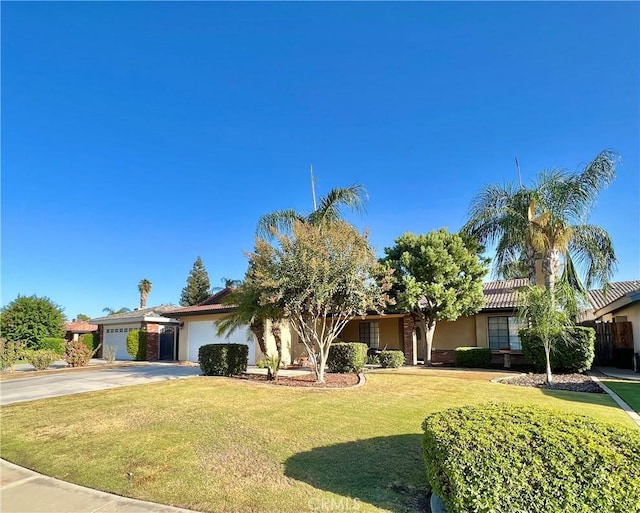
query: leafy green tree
75 314 90 322
383 229 488 365
517 282 577 384
463 150 619 292
180 257 212 306
138 279 152 309
256 184 367 239
0 295 66 349
249 220 392 383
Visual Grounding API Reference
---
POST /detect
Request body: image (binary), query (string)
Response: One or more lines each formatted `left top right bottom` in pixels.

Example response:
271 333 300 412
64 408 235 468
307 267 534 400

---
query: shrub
126 329 147 361
199 344 248 376
378 350 405 368
366 354 380 366
0 339 26 373
327 342 368 373
520 326 595 373
103 344 117 363
79 333 98 352
422 403 640 513
65 340 95 367
40 337 66 355
454 346 492 368
24 349 58 371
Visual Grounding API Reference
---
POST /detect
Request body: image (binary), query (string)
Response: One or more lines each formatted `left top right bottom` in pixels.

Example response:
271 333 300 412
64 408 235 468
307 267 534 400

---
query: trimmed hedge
199 343 248 376
40 337 66 355
422 403 640 513
378 350 405 368
327 342 367 373
520 326 595 373
79 333 98 352
126 329 147 361
454 346 492 368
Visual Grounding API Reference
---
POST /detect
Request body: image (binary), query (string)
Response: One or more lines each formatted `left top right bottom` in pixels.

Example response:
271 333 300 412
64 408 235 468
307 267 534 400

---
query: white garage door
187 321 256 365
103 325 140 361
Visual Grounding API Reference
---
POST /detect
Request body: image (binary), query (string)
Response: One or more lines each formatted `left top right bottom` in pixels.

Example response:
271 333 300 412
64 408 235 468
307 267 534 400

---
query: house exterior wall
339 317 404 350
600 303 640 354
431 315 478 349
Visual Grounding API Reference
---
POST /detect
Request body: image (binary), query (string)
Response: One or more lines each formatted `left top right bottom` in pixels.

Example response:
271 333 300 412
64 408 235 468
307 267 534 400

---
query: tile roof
165 303 235 316
65 321 97 332
482 278 529 310
588 281 640 311
90 305 179 323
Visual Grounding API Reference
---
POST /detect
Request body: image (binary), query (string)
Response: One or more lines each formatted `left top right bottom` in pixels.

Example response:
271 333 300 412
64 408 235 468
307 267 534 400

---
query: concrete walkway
0 459 199 513
595 366 640 381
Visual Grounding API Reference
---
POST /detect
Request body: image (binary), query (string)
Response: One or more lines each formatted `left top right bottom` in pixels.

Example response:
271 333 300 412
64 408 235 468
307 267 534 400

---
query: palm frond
308 184 368 225
256 209 304 239
568 224 617 289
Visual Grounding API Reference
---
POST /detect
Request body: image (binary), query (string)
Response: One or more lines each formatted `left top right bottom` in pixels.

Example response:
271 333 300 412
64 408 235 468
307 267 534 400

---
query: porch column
402 315 417 366
143 322 159 361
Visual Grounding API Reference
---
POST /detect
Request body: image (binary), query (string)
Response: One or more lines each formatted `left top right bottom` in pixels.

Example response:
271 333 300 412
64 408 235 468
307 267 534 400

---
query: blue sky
2 2 638 320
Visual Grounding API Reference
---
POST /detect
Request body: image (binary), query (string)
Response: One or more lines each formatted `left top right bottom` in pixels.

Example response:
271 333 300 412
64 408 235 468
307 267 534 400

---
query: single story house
90 306 179 361
65 321 98 342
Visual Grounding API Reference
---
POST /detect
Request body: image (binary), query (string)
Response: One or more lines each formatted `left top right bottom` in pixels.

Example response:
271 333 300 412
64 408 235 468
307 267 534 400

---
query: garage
103 324 140 361
187 320 256 365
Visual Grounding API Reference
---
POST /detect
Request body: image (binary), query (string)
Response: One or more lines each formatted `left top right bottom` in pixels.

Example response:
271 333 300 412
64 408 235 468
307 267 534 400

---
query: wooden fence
580 321 634 369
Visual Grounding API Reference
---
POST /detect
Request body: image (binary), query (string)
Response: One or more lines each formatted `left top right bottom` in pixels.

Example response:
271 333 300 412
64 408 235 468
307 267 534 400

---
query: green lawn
0 368 634 513
604 379 640 413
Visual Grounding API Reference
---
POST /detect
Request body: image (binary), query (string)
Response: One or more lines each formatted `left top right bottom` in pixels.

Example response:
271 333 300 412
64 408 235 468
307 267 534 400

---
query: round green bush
199 344 248 376
24 349 59 370
65 340 93 367
79 333 98 352
520 326 595 373
422 403 640 513
327 342 368 373
454 346 492 368
378 350 405 368
40 337 66 356
126 329 147 361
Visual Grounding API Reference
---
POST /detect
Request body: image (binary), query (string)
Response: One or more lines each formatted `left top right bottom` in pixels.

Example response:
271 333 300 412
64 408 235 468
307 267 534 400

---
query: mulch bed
238 372 360 388
498 373 604 393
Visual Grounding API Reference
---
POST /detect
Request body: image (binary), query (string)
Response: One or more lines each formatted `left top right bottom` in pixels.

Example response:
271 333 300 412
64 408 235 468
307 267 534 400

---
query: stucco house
90 306 179 361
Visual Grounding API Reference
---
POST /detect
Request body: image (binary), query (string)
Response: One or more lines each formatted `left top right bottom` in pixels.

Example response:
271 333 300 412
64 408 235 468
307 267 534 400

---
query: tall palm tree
463 150 619 293
256 184 367 239
138 279 152 309
214 273 284 380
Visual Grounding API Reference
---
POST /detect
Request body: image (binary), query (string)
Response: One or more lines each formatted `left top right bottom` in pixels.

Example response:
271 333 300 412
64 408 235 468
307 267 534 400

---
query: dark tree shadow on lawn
284 434 428 513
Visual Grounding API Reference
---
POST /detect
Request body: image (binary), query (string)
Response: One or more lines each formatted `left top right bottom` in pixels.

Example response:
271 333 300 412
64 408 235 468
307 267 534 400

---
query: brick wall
143 322 159 361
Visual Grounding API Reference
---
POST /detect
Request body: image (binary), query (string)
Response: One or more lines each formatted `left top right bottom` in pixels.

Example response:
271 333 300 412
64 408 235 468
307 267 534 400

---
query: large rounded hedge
327 342 368 373
422 403 640 513
126 329 147 361
199 343 248 376
520 326 595 373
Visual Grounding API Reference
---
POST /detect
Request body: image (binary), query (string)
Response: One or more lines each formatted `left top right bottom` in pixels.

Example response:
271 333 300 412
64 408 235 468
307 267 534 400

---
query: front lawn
604 379 640 413
0 368 633 513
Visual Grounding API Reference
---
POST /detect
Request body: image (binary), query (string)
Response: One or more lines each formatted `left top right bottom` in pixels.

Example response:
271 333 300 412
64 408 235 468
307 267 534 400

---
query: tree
76 314 90 322
215 272 284 380
256 184 367 239
138 279 152 309
517 283 577 385
248 220 392 383
383 229 488 366
463 150 619 292
0 295 66 349
102 307 131 316
180 257 212 306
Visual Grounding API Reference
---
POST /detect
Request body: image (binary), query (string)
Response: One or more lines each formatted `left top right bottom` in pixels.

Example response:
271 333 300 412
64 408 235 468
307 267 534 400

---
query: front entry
159 328 175 360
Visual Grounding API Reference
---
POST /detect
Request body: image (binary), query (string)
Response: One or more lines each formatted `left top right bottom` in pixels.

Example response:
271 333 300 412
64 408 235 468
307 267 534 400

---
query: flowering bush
65 340 99 367
1 339 25 373
24 349 58 371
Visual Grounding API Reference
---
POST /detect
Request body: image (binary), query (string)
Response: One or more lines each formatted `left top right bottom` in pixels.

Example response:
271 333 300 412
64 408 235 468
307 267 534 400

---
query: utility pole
310 164 317 211
515 156 523 188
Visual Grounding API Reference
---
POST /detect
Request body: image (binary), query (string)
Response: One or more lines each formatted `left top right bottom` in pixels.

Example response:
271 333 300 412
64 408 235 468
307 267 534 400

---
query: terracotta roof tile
482 278 529 310
588 281 640 311
65 321 97 332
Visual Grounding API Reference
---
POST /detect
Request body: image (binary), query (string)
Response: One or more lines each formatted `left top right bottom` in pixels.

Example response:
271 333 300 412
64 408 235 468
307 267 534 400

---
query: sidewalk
0 459 200 513
595 366 640 382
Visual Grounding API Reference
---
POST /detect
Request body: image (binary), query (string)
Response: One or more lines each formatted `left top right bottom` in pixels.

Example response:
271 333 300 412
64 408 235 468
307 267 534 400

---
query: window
488 316 523 351
359 321 380 349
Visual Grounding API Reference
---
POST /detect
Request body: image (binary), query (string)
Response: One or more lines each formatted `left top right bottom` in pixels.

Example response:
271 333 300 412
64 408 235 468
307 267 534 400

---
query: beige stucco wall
432 315 478 349
338 316 403 350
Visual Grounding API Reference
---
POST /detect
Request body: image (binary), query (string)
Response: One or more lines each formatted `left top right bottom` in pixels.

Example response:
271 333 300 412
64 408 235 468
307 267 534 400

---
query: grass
0 368 635 513
604 379 640 413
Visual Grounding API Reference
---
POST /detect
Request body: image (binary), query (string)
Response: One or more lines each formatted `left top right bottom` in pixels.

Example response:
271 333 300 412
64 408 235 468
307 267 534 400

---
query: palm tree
256 184 367 239
214 274 284 380
463 150 618 293
102 307 131 316
138 279 152 309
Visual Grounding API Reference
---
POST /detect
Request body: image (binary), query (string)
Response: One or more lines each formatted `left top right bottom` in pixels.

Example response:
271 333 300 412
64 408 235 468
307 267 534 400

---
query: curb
588 373 640 428
232 372 366 391
0 361 151 381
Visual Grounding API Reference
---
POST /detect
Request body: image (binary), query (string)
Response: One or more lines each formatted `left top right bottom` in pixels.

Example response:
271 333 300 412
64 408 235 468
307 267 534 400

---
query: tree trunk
525 246 537 285
543 248 561 291
250 321 271 380
544 343 553 385
316 345 327 383
419 315 436 366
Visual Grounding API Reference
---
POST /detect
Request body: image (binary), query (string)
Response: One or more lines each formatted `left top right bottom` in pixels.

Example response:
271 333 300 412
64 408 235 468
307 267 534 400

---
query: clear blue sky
2 2 638 320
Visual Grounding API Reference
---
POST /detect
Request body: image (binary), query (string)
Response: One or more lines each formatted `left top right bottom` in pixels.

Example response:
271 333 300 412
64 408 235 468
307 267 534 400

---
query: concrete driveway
0 363 201 406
